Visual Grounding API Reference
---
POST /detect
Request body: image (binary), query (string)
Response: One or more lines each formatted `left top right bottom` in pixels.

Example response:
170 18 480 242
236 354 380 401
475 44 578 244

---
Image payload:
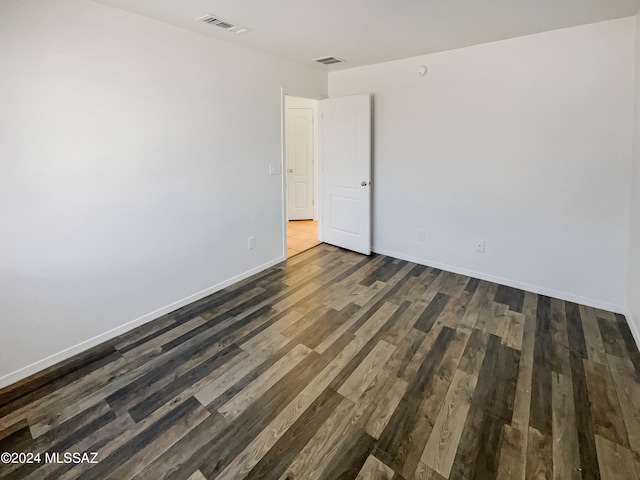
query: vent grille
313 56 345 65
196 14 251 34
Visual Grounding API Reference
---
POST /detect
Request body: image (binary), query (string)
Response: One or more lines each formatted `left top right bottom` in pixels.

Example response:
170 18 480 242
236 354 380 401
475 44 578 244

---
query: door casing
280 88 324 259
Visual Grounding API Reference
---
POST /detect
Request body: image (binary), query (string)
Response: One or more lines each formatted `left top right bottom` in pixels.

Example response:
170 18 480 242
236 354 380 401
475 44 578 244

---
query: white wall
631 12 640 331
0 0 326 387
330 18 635 312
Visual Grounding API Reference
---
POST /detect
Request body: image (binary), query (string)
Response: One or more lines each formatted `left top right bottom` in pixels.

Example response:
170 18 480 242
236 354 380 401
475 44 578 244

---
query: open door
320 94 371 255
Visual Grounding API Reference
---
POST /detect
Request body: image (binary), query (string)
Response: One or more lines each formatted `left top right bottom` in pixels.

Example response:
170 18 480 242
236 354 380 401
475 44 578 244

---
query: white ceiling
93 0 640 70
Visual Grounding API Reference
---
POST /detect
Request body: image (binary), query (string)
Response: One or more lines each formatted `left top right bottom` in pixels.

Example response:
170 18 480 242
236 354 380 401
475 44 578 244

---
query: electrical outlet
248 236 256 250
269 164 282 175
417 229 426 241
474 239 485 253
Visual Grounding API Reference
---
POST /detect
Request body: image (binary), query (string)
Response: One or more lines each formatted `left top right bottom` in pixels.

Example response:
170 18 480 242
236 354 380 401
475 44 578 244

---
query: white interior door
320 94 371 255
286 107 314 220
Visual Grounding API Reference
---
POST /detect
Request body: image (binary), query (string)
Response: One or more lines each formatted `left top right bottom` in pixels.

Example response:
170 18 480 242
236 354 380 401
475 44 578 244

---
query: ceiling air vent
313 56 345 65
196 14 251 34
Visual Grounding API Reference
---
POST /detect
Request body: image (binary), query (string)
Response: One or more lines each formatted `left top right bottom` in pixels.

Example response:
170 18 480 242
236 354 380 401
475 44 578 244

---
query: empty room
1 0 640 479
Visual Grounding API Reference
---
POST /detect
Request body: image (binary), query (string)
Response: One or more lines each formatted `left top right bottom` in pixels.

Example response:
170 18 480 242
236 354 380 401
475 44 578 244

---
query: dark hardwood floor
0 244 639 479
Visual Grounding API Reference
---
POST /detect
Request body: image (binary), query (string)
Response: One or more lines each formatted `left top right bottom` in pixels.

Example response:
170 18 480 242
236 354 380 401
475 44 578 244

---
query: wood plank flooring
1 244 639 479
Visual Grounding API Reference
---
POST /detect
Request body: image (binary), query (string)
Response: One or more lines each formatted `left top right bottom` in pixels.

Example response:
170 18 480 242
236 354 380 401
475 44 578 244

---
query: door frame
280 87 325 258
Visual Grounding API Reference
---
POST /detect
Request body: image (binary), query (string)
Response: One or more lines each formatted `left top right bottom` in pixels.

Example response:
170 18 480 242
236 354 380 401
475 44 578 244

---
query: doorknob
361 181 369 186
288 169 294 173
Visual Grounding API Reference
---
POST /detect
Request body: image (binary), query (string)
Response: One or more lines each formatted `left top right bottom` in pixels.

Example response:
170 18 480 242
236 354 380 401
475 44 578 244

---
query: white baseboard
0 256 286 390
624 309 640 352
1 247 632 390
373 247 626 314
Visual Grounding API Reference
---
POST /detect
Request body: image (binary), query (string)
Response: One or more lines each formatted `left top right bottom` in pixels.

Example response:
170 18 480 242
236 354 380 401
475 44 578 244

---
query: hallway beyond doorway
287 220 320 257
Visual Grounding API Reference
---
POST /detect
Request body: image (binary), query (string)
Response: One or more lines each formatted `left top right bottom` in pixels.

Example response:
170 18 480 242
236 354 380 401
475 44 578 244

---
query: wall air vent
196 14 251 34
313 56 345 65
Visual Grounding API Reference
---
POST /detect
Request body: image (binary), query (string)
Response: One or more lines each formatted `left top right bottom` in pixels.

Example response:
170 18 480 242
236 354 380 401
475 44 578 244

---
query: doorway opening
284 94 320 258
281 91 371 258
